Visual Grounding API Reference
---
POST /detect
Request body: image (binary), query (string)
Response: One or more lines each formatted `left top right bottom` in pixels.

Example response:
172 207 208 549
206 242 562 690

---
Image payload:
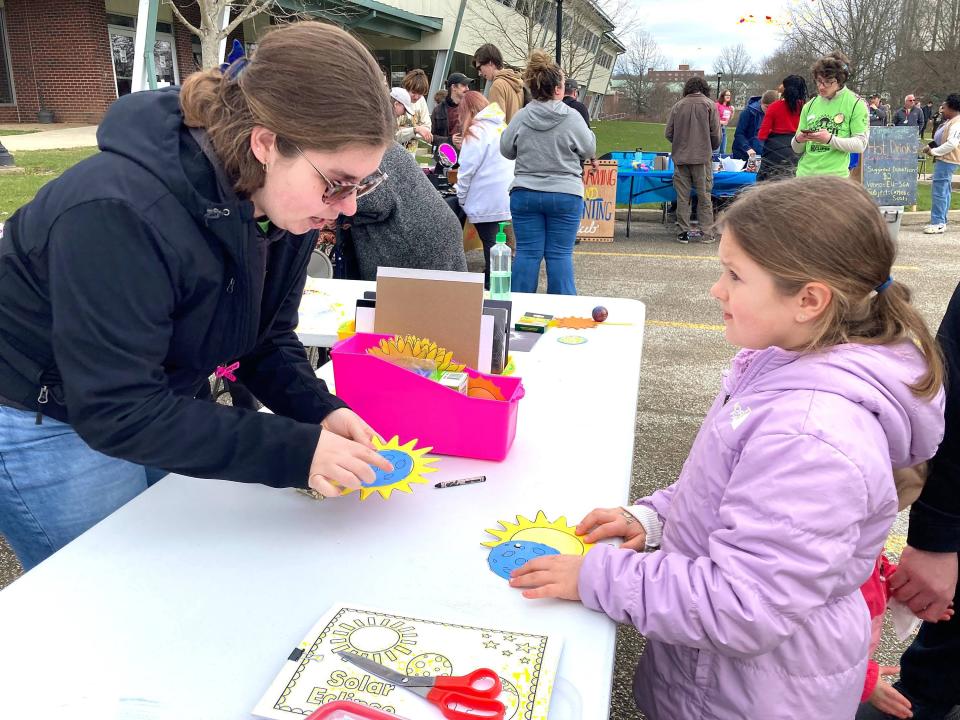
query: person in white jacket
395 69 432 154
450 91 514 286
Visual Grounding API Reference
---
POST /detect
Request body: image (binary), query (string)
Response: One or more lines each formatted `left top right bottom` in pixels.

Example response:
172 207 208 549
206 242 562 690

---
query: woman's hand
868 668 912 719
509 555 584 600
308 428 392 498
452 133 463 148
805 129 832 144
576 507 647 551
322 408 379 449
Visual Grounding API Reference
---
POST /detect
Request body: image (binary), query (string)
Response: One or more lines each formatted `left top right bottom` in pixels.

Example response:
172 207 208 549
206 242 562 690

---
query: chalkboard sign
862 126 919 206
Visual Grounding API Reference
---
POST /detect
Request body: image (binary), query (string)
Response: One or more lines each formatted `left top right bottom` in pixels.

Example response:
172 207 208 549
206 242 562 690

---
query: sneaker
698 233 719 244
924 223 946 234
676 231 690 244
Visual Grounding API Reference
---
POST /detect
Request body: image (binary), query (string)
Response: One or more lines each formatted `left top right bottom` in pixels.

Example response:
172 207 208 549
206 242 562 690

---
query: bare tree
617 29 664 115
465 0 631 81
783 0 900 92
165 0 313 69
713 43 754 101
465 0 554 66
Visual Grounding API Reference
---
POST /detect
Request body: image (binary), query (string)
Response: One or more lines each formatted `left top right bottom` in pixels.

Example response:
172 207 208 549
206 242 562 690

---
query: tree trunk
201 32 221 70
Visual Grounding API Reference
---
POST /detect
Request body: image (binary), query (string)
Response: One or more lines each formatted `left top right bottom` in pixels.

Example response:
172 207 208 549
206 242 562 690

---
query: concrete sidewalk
0 125 98 151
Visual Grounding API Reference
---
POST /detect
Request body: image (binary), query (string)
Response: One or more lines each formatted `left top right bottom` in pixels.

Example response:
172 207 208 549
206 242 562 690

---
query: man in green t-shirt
792 52 869 178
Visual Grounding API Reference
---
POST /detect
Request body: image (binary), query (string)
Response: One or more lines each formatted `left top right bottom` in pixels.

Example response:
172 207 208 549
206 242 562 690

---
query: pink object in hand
215 361 240 382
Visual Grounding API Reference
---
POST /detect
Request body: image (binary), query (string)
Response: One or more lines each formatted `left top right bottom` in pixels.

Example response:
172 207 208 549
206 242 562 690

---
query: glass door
108 26 180 97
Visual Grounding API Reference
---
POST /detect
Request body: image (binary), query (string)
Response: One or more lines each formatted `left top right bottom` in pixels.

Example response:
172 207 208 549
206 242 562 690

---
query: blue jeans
931 159 958 225
510 188 583 295
0 405 166 571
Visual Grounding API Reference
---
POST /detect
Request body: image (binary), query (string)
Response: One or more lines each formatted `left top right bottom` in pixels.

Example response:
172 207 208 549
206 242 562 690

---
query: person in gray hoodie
332 143 467 280
500 50 596 295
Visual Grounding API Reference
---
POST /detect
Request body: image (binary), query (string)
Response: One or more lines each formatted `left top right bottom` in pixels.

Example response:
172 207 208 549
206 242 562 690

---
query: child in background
859 465 955 719
717 88 734 153
510 175 946 719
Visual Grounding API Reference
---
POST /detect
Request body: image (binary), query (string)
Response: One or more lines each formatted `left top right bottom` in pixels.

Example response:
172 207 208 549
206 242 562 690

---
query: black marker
434 475 487 489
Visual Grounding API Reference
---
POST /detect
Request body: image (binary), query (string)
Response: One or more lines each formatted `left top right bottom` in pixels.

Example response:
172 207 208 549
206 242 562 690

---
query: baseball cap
564 78 579 93
389 87 414 115
447 72 473 87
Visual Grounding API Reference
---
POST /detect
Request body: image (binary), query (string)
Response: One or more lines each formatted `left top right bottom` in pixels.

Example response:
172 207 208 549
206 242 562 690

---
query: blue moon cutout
487 540 560 579
368 449 415 487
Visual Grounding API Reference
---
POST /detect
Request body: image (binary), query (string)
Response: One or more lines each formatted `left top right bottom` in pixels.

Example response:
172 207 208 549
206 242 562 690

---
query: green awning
277 0 442 41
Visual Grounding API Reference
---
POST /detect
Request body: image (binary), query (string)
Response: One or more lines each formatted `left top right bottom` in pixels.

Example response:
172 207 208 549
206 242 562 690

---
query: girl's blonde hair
524 49 562 101
179 22 393 196
720 176 943 398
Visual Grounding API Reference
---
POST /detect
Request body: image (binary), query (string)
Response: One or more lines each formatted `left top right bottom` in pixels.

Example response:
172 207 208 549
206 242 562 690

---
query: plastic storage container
307 700 411 719
331 333 525 461
879 206 904 241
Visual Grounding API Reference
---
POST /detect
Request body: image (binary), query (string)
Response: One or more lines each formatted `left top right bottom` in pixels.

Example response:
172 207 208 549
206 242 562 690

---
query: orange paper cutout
468 377 507 401
551 316 598 329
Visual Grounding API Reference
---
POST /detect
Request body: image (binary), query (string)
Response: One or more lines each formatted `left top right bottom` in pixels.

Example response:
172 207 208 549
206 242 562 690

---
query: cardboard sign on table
373 267 485 369
577 159 618 242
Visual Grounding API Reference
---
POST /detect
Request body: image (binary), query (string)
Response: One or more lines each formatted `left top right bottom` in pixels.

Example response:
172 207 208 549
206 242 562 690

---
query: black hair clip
220 39 248 79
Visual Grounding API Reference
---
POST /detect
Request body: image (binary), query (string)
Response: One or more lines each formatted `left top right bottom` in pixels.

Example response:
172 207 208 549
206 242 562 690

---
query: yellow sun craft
483 511 595 556
550 316 598 330
368 334 466 373
341 435 439 501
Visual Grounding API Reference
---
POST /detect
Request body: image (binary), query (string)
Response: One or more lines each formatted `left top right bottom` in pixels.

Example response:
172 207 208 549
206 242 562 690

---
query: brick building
645 64 705 84
0 0 205 124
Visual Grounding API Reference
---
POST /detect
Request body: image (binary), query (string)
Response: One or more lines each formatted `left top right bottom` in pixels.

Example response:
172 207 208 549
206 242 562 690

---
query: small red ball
592 306 609 322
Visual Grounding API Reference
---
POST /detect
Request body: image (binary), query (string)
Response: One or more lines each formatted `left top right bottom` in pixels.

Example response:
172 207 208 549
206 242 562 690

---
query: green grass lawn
0 148 99 219
0 129 40 136
592 120 733 157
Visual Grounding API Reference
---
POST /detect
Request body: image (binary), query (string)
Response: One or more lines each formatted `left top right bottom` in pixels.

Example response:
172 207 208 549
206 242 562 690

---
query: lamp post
716 72 723 99
555 0 563 66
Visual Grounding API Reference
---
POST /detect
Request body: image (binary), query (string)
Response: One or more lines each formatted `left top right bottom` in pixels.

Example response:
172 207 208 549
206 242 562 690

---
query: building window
0 8 14 105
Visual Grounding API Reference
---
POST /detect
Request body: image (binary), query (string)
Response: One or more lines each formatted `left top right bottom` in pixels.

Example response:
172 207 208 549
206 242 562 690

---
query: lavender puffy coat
579 344 945 719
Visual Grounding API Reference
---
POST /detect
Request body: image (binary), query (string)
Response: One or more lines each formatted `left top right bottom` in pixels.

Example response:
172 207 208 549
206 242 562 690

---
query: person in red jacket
757 75 807 182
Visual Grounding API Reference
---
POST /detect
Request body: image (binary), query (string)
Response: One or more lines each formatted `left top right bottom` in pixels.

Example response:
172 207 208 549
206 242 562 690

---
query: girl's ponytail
871 281 943 398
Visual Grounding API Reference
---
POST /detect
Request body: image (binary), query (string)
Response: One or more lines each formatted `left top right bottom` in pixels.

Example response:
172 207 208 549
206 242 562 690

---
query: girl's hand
868 669 912 719
509 555 584 600
308 429 392 498
322 408 380 449
576 507 647 551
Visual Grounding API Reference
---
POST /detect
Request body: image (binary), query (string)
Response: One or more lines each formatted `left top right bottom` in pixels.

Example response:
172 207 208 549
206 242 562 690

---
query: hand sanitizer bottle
490 222 511 300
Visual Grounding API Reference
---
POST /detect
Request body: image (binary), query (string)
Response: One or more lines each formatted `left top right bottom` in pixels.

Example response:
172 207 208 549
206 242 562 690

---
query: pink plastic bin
331 333 524 461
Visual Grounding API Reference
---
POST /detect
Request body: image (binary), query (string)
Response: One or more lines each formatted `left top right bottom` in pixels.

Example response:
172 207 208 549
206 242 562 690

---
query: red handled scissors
335 650 505 720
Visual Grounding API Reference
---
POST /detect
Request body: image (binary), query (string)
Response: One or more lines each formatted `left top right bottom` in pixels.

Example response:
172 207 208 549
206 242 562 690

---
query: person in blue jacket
733 90 778 161
0 23 394 571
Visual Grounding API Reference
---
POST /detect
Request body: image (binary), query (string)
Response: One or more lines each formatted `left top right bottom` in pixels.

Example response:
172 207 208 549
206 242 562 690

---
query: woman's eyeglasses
294 145 387 205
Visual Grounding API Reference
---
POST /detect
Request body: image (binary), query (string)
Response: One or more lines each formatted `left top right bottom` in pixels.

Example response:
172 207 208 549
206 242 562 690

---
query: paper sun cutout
330 616 418 664
550 316 598 329
468 376 507 401
483 510 596 575
342 435 439 501
368 335 466 373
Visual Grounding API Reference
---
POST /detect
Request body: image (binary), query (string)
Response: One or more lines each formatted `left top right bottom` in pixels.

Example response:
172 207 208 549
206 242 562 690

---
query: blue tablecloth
617 169 757 205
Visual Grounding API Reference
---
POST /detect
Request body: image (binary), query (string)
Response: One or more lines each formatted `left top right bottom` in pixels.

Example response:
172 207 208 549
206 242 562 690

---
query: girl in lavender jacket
510 176 946 719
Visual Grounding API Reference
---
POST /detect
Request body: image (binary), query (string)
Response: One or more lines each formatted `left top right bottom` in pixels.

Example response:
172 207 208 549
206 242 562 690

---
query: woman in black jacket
0 22 393 570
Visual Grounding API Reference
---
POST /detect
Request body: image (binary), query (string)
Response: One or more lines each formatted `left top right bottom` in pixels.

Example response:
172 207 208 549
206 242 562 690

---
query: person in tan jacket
921 93 960 234
473 43 525 122
665 76 721 243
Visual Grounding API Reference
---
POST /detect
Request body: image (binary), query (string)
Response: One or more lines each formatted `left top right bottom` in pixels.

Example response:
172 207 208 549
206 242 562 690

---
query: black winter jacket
909 279 960 551
0 88 346 488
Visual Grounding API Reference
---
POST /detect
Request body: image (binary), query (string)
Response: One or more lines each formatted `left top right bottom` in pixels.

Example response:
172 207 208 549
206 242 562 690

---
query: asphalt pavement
1 213 957 719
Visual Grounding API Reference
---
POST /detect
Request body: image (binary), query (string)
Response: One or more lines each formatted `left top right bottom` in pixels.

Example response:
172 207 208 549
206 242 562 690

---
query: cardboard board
374 268 485 369
578 160 618 242
862 126 920 206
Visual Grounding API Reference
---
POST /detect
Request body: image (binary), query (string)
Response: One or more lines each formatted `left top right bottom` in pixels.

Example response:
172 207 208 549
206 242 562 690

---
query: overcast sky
637 0 794 73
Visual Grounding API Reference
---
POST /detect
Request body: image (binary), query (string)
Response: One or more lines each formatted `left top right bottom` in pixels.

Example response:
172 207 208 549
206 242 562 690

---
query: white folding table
0 283 645 720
